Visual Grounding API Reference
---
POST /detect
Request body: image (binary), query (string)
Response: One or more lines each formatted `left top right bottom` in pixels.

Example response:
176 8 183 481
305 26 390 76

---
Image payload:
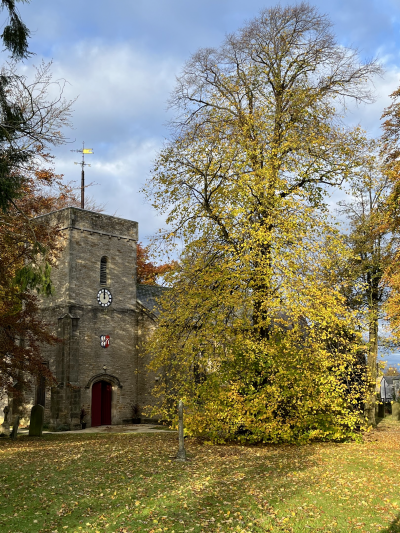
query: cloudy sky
6 0 400 366
8 0 400 232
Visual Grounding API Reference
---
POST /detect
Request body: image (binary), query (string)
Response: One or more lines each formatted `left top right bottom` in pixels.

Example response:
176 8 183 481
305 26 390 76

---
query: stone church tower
34 207 160 429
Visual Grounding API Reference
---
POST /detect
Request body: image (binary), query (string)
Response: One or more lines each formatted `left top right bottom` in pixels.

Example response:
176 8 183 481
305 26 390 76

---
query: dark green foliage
0 71 32 212
0 0 31 60
0 2 44 212
13 260 53 296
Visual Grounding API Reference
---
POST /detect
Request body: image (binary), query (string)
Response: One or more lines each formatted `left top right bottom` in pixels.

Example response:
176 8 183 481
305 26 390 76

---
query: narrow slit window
100 256 108 285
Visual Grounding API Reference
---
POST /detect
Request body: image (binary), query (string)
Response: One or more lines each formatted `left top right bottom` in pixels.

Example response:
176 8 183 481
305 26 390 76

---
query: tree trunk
365 275 379 426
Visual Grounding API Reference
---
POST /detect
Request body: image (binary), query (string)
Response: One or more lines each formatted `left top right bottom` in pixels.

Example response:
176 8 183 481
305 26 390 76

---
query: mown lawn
0 420 400 533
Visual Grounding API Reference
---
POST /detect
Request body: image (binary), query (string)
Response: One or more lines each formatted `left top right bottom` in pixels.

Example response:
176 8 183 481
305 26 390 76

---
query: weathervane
71 141 93 209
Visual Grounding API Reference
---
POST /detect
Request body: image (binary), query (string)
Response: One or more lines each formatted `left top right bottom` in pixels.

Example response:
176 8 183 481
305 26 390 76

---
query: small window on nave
100 256 108 285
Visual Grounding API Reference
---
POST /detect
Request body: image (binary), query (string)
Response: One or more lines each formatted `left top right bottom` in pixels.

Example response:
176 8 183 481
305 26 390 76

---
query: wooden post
81 167 85 209
176 400 186 461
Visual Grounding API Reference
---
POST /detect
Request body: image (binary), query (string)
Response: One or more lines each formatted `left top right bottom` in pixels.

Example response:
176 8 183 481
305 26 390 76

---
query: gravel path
15 423 175 436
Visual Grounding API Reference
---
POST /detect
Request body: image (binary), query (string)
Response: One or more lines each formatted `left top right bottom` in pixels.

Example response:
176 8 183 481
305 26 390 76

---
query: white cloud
7 0 400 251
53 136 166 241
23 40 183 241
49 41 180 140
344 65 400 135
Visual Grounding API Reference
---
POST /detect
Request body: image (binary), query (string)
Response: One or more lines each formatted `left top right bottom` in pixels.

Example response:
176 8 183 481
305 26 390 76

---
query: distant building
378 376 400 402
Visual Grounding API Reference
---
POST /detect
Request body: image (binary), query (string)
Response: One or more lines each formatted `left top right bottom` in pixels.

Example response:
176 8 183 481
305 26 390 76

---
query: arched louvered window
100 256 108 285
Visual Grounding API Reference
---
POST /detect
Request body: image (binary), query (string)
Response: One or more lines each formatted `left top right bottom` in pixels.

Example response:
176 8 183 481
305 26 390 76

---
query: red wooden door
91 381 112 426
91 381 102 426
102 382 112 425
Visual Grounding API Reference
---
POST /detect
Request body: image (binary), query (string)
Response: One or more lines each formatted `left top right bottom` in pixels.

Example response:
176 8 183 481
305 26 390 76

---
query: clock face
97 288 112 307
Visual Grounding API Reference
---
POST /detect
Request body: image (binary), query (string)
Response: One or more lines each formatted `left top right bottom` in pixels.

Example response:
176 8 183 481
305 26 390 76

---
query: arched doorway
91 380 112 426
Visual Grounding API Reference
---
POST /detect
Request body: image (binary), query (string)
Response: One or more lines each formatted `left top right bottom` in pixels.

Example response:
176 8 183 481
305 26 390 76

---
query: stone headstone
29 404 44 437
10 416 20 440
392 402 400 421
176 400 186 461
2 405 9 425
0 405 10 437
1 406 10 435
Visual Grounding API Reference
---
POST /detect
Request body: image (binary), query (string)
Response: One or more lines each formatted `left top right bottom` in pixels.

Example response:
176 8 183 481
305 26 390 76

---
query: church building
33 206 163 430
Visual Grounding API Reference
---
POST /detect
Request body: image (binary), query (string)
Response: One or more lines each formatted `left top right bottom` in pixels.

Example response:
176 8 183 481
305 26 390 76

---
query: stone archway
91 381 112 426
85 373 122 390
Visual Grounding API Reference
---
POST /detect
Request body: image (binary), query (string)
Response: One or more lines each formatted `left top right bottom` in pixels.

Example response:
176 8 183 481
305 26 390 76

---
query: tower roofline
35 206 138 225
35 206 138 241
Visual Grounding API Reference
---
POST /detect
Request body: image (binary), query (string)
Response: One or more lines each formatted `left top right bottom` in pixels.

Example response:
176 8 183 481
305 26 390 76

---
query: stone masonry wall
36 207 140 428
136 306 160 422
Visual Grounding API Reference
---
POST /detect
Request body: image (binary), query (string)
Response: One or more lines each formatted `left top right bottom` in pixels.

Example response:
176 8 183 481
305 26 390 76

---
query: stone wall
1 208 164 429
136 304 159 421
36 207 141 429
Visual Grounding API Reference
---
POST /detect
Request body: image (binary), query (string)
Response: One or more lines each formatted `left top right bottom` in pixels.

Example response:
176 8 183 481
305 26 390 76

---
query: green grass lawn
1 420 400 533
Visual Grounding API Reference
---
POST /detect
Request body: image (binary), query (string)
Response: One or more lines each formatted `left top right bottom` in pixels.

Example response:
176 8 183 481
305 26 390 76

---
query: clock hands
97 289 112 307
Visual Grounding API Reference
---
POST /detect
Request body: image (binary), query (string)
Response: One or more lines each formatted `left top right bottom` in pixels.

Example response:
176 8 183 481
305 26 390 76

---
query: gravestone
29 405 44 437
1 406 10 435
10 416 20 440
176 400 186 461
392 402 400 421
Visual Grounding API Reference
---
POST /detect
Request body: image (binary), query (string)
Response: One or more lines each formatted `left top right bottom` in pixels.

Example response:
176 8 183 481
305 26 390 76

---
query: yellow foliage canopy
143 4 379 442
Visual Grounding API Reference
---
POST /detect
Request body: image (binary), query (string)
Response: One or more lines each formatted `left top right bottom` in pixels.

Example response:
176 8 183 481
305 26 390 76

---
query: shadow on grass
381 514 400 533
0 432 320 533
5 430 400 533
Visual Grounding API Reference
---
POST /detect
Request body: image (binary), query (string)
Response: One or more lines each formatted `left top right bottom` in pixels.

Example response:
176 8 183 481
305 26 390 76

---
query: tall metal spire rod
70 142 94 209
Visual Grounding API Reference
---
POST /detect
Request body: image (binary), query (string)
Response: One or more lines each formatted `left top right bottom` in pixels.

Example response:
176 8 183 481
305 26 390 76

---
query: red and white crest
100 335 110 348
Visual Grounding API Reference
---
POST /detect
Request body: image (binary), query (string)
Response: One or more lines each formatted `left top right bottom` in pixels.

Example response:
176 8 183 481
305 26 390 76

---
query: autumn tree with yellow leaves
380 88 400 348
143 3 381 442
336 141 396 425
